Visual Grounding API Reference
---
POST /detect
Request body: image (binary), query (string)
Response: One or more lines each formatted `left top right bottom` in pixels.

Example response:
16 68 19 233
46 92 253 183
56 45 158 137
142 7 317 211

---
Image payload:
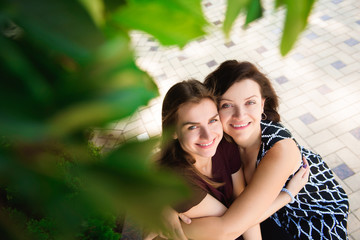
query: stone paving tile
299 113 317 125
350 127 360 140
332 163 355 180
93 0 360 238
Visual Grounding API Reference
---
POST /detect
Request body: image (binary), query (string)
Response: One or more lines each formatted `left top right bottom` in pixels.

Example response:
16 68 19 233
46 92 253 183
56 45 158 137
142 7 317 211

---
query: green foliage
77 216 120 240
26 215 121 240
0 0 316 238
245 0 263 26
112 0 208 47
27 218 56 240
224 0 317 55
279 0 316 55
223 0 250 35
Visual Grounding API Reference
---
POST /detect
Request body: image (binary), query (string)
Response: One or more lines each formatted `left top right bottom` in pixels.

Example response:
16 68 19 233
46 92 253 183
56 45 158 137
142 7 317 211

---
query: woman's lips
197 138 215 148
231 122 250 129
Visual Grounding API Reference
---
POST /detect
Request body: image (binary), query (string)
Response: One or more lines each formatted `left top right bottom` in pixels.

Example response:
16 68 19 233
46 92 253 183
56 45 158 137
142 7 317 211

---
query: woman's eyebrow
182 113 219 127
182 121 198 127
220 95 259 101
245 95 258 100
210 113 219 119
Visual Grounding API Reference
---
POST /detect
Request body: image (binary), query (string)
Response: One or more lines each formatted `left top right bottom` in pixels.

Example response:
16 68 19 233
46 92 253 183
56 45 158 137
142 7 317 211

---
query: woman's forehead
176 99 218 123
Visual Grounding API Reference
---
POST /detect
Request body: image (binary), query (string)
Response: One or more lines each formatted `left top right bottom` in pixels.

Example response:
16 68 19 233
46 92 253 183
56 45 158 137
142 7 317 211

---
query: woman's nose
200 126 211 139
233 106 243 118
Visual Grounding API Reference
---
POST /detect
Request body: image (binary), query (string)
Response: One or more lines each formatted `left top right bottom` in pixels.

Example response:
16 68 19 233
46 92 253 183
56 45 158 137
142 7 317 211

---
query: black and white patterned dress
259 120 349 240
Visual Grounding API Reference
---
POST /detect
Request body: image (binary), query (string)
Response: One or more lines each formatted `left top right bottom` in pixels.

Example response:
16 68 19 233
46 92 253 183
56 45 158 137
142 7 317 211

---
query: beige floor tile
338 133 360 155
306 129 336 147
344 172 360 192
348 213 360 234
313 138 345 157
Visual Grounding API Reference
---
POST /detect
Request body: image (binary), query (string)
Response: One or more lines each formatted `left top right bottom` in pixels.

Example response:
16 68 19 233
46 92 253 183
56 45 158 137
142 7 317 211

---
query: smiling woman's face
174 98 223 161
218 79 265 146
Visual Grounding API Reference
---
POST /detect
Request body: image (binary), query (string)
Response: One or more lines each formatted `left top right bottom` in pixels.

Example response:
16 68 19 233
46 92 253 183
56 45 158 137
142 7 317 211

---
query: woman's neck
237 130 262 166
236 130 262 184
194 156 213 177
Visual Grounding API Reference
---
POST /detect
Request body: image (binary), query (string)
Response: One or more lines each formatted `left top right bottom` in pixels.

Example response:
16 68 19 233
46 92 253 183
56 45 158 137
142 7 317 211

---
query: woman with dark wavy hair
179 60 349 240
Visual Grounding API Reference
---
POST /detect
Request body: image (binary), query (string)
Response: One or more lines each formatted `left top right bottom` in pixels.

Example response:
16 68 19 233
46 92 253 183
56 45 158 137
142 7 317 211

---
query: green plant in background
0 0 316 239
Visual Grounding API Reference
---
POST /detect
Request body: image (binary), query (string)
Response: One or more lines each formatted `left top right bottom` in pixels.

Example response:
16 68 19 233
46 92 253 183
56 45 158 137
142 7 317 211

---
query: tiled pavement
91 0 360 238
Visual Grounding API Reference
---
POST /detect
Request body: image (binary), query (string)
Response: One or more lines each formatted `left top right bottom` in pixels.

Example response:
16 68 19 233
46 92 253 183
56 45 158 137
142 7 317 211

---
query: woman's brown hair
204 60 280 122
159 79 223 188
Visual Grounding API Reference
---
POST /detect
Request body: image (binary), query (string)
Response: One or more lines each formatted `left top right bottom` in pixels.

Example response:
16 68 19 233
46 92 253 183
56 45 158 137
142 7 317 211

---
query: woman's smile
197 138 216 148
231 122 251 129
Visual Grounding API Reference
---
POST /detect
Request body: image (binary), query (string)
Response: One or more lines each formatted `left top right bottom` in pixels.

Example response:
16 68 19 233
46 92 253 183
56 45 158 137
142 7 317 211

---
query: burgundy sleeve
173 175 207 213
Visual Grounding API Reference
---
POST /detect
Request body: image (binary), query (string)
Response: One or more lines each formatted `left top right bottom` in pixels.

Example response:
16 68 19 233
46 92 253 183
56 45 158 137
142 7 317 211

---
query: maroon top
176 137 242 212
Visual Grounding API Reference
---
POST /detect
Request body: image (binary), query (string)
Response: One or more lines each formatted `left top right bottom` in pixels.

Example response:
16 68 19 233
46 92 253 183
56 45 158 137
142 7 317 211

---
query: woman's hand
286 157 310 196
160 207 191 240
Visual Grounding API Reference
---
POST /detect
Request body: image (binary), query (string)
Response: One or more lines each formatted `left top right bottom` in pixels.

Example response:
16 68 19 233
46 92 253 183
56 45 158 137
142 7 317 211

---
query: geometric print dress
258 120 349 240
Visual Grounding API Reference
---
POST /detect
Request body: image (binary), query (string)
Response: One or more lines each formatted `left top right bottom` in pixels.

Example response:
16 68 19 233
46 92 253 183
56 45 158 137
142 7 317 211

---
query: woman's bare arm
258 159 309 223
181 139 301 240
232 170 262 240
182 194 228 218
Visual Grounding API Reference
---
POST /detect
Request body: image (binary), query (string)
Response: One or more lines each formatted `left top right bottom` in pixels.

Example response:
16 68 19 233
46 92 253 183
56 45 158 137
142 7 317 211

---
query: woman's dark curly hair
204 60 280 122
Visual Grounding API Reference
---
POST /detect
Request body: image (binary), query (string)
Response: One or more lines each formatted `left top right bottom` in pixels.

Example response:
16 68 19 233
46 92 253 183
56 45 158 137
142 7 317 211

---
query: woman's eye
209 119 218 124
188 126 197 130
246 100 256 105
221 103 231 109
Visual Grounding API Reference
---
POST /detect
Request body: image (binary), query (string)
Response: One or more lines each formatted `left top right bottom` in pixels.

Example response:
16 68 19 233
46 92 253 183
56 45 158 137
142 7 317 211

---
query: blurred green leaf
0 143 122 239
88 35 158 91
0 22 158 142
0 149 81 239
46 34 158 137
112 0 208 47
275 0 286 8
223 0 249 36
49 86 157 137
0 116 47 142
0 207 32 240
245 0 263 26
0 35 51 104
280 0 316 55
82 138 190 229
1 0 105 64
78 0 105 27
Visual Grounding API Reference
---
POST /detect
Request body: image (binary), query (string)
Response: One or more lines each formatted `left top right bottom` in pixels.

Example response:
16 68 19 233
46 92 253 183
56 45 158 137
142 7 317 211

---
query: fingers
294 165 306 178
159 232 168 239
295 164 309 180
165 224 187 240
172 213 189 240
303 163 310 179
301 156 310 178
143 232 158 240
178 213 191 224
161 207 188 240
173 227 188 240
302 156 309 168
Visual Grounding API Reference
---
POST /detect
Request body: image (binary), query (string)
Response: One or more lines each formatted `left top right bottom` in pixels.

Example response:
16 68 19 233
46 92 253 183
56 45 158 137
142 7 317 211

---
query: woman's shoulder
261 120 292 136
260 120 293 147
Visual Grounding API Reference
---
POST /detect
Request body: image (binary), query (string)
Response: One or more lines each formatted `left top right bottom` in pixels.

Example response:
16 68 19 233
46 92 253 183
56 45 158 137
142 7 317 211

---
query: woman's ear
173 132 178 139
